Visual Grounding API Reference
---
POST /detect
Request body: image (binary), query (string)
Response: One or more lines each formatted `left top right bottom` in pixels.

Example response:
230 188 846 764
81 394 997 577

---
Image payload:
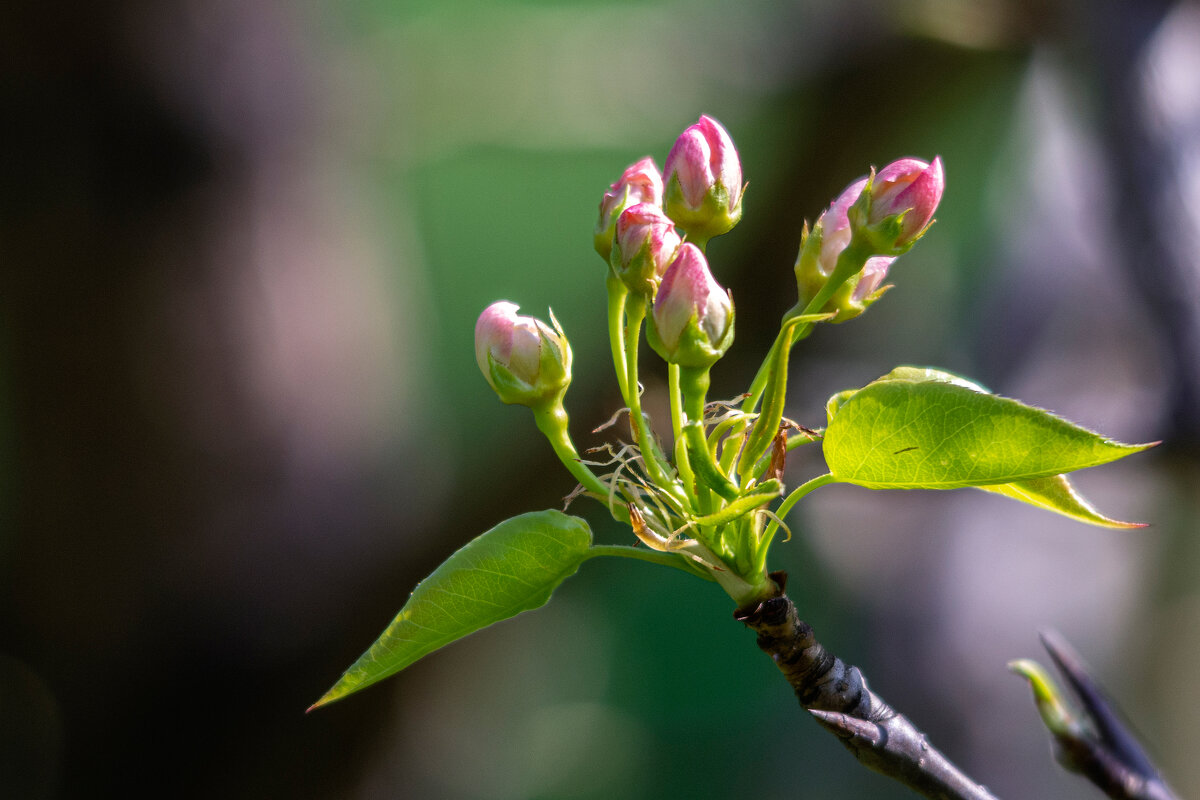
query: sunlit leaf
978 475 1145 529
311 510 592 709
823 367 1152 490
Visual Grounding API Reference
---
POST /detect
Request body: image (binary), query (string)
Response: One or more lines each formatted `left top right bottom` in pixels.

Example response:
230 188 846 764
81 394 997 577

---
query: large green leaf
311 510 593 709
823 367 1152 491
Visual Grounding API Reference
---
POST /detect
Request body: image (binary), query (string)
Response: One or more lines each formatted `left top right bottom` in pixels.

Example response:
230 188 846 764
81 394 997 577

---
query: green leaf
978 475 1145 529
310 510 592 709
823 366 1153 490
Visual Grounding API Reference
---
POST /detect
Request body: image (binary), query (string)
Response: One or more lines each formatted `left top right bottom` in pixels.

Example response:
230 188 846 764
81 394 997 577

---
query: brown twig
735 574 999 800
1031 631 1180 800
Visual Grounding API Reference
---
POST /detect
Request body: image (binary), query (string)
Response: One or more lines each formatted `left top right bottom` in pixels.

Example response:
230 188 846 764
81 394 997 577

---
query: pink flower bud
594 157 662 260
662 115 744 241
865 156 944 250
475 301 572 408
610 202 682 296
815 177 868 277
793 178 894 323
647 243 734 367
851 256 894 302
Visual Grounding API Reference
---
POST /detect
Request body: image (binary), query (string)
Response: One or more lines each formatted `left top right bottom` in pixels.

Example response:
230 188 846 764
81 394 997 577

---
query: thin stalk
738 239 874 477
755 472 834 573
719 418 749 476
585 545 714 580
679 365 720 512
533 404 622 521
621 296 684 503
606 272 630 400
668 363 697 505
742 236 875 417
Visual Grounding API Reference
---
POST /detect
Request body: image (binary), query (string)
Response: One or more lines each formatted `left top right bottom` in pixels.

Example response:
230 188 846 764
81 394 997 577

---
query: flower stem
621 296 685 503
606 271 630 400
742 233 875 417
668 363 697 505
755 472 834 574
585 545 713 580
533 403 619 516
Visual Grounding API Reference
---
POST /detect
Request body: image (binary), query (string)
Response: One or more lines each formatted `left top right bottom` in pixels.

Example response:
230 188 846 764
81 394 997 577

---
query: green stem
679 363 710 426
755 472 836 573
737 323 799 480
621 296 682 500
742 330 785 417
585 545 714 580
668 364 697 505
606 272 630 400
738 237 876 478
684 423 740 502
690 481 780 527
533 403 619 517
742 234 876 417
711 412 750 476
679 365 725 510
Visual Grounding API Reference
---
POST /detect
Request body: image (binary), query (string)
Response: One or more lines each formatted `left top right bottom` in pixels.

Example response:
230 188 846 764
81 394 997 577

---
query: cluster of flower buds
795 157 943 321
476 117 940 410
593 157 662 262
586 116 744 367
474 301 572 410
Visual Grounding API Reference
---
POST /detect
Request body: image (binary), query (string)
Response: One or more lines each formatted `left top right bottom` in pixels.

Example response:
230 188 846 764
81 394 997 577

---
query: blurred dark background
3 0 1199 798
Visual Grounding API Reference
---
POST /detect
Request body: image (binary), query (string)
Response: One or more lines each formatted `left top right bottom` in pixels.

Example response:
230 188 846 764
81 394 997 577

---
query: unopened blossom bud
794 178 880 322
851 256 893 302
857 156 944 254
832 256 895 322
794 157 943 321
662 115 744 242
815 177 867 277
475 301 572 408
610 203 682 296
594 157 662 261
647 243 734 368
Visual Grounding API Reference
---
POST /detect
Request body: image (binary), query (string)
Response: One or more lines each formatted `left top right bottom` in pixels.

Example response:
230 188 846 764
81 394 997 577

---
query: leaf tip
306 690 338 713
308 676 361 712
1089 514 1149 530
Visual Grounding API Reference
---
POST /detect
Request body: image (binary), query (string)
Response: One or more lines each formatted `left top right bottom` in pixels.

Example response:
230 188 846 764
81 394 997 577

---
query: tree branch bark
735 575 999 800
1035 631 1180 800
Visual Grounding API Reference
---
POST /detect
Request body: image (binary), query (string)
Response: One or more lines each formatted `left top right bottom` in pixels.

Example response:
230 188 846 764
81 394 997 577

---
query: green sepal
310 510 592 709
793 221 826 311
663 173 743 244
646 299 735 369
848 178 931 257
